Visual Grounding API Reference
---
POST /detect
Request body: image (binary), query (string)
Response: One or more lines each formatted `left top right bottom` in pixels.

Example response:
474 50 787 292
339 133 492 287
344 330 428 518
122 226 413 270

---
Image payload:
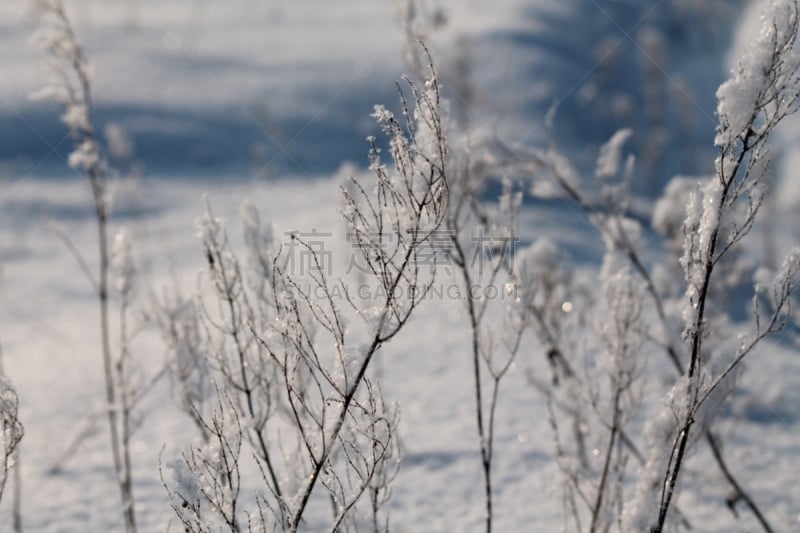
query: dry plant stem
206 238 283 518
166 44 441 531
327 388 398 533
290 56 447 526
589 389 621 533
486 331 521 520
52 223 99 293
529 340 694 529
79 69 132 532
0 386 22 504
453 170 504 527
80 56 139 533
0 335 24 510
620 217 772 530
171 389 243 532
287 242 417 531
452 234 493 533
543 146 773 532
40 5 136 529
96 136 136 533
118 292 136 530
545 164 680 370
288 334 379 531
656 4 800 518
547 398 592 528
446 151 516 533
95 183 136 532
656 296 785 531
655 134 751 533
212 408 241 532
706 432 773 533
12 448 21 533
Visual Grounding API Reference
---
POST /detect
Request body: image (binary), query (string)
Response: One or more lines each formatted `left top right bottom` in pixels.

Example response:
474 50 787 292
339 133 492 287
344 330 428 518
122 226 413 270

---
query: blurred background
0 0 756 194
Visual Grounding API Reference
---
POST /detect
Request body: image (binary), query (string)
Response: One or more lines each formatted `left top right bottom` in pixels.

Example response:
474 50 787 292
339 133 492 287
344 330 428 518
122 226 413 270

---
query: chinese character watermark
281 227 517 277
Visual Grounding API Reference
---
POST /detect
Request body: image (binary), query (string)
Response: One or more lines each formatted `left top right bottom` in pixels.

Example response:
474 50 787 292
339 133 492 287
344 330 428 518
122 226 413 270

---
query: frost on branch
649 3 800 530
597 261 644 387
112 228 137 299
152 288 212 440
679 178 722 339
679 0 800 368
0 375 23 504
342 51 448 340
652 176 700 253
195 209 244 302
622 377 690 532
715 0 800 148
678 0 800 377
105 123 135 162
161 48 448 532
696 246 800 412
162 387 243 531
595 128 633 180
515 238 576 371
767 247 800 312
586 252 645 533
33 5 141 531
32 1 107 188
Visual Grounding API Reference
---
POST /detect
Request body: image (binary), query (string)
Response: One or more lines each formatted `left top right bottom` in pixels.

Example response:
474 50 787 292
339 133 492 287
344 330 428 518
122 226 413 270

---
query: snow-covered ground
1 0 799 531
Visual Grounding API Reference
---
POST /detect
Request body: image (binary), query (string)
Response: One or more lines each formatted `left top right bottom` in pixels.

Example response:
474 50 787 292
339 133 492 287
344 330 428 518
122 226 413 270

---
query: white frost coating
61 103 90 132
530 177 562 199
652 176 699 241
608 216 643 253
622 376 690 532
195 210 225 242
29 84 70 105
498 186 522 215
112 228 136 296
679 184 702 278
104 123 134 161
597 261 642 381
599 234 627 286
515 237 559 286
335 345 370 391
31 26 77 60
680 178 721 335
595 128 633 179
365 306 392 338
195 209 243 297
774 247 800 287
715 0 800 147
696 179 722 262
371 104 394 125
0 376 22 459
414 81 449 167
753 265 775 291
514 238 573 321
67 139 99 171
770 247 800 307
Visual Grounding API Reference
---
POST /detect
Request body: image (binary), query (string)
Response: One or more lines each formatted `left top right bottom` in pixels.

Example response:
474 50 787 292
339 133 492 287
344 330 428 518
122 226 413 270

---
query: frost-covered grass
2 0 800 531
2 173 799 531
